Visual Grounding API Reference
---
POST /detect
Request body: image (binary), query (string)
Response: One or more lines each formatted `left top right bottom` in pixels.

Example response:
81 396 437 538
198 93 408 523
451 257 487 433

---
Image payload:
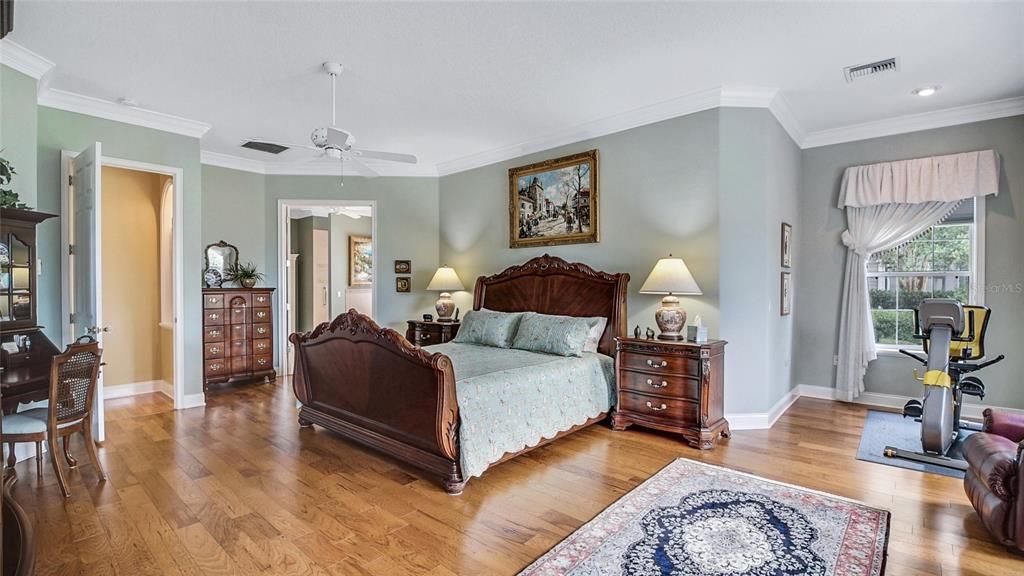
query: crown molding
719 86 777 108
799 96 1024 149
38 88 211 138
767 92 806 147
200 150 439 178
0 39 55 81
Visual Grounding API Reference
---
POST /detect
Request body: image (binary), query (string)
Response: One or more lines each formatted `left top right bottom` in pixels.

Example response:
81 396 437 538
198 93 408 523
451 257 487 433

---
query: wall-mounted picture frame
395 276 411 293
394 259 411 274
781 222 793 268
509 149 599 248
780 271 792 316
349 235 373 286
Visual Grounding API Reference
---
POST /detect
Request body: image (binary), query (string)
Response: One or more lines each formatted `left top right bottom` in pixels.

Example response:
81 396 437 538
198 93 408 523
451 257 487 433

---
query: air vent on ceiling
241 140 289 154
844 57 899 83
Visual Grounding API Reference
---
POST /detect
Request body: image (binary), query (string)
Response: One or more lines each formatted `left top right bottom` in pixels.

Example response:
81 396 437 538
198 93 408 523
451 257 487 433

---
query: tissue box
686 325 708 343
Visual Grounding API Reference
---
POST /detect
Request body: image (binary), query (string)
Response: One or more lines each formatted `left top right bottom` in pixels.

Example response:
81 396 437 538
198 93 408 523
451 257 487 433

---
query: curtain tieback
841 230 870 258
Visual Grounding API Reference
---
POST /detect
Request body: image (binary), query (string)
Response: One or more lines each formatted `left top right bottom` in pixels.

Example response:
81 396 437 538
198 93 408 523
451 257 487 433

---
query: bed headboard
472 255 629 356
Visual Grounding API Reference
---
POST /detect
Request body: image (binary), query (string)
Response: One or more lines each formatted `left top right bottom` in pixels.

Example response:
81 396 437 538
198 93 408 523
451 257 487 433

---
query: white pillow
583 317 608 353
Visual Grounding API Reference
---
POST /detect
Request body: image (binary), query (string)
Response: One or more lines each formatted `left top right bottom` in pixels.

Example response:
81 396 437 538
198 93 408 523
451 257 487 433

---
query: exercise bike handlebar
952 354 1005 373
898 349 928 364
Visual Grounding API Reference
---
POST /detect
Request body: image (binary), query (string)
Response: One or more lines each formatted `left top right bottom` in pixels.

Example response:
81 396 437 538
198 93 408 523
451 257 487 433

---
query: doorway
278 200 376 375
61 151 185 441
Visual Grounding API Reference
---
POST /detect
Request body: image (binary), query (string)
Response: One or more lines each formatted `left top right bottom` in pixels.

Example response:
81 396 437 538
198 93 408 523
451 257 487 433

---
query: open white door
70 142 106 442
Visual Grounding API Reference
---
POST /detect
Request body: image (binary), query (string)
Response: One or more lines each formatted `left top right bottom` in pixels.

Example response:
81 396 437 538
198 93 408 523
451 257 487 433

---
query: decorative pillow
511 312 593 357
583 317 608 353
452 310 523 348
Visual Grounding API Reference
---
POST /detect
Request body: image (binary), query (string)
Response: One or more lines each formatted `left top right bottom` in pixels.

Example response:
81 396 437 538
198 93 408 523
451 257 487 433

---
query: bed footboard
290 310 464 493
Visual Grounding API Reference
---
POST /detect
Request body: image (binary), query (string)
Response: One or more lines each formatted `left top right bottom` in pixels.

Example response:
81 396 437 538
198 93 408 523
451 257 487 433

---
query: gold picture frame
349 235 373 286
508 149 599 248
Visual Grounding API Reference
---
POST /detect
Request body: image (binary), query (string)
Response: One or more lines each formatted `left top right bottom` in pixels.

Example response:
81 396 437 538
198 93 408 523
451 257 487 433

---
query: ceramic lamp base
435 292 455 321
654 294 687 340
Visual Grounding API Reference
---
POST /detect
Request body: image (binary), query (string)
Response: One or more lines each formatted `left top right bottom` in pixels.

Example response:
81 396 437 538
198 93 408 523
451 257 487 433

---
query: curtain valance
838 149 999 208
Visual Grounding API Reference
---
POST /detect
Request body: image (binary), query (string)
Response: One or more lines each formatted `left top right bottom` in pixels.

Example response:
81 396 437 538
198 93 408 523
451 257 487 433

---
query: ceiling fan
250 62 417 177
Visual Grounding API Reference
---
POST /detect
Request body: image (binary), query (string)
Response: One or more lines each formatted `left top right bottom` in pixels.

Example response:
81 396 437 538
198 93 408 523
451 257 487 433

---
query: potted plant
0 152 30 209
224 261 264 288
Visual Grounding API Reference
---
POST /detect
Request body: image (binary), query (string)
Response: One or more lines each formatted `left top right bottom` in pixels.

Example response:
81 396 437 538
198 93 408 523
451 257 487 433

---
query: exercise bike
883 299 1004 471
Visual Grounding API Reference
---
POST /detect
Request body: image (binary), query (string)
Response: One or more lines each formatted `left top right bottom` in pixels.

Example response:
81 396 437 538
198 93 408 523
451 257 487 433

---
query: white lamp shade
427 266 465 292
639 257 702 295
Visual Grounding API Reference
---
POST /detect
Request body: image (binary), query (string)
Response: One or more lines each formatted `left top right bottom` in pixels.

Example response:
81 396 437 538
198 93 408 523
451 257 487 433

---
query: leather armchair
963 408 1024 552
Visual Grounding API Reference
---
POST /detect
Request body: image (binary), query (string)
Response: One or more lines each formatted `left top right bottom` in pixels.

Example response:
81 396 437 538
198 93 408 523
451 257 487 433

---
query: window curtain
834 150 999 401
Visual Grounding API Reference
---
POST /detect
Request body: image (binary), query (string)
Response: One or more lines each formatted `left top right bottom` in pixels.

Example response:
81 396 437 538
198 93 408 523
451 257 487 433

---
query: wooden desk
0 328 59 413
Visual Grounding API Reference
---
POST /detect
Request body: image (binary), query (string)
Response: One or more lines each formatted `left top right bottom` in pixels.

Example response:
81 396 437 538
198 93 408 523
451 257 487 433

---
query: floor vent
844 57 899 83
241 140 289 154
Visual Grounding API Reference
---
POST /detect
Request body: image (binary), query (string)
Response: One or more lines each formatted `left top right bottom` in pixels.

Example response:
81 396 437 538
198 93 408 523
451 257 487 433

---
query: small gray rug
856 410 974 478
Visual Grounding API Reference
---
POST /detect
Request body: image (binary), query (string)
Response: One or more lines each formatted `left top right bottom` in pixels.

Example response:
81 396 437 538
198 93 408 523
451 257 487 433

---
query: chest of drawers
203 287 276 392
612 337 729 449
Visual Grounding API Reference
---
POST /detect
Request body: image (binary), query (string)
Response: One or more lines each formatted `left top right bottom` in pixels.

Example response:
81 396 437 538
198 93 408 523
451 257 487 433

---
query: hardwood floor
11 378 1022 575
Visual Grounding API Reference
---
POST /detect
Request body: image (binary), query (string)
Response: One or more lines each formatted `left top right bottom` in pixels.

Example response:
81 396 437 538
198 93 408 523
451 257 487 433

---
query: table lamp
639 255 702 340
427 266 464 322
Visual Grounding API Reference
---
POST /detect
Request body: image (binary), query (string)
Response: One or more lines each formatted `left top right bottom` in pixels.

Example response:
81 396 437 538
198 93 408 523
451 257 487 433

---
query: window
866 198 983 348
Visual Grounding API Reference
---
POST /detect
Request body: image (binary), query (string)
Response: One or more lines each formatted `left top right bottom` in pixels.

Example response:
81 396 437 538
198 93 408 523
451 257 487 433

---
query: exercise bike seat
924 304 991 361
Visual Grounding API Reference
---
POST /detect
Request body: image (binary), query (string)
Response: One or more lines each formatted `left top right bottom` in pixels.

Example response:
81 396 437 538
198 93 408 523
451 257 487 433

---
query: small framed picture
780 272 792 316
781 222 793 268
396 277 411 293
394 260 411 274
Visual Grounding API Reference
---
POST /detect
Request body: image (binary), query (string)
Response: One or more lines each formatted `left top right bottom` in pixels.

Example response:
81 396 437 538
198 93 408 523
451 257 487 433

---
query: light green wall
795 115 1024 409
440 109 722 340
201 164 266 274
292 215 329 333
36 107 205 398
718 108 801 413
1 65 38 206
329 213 373 317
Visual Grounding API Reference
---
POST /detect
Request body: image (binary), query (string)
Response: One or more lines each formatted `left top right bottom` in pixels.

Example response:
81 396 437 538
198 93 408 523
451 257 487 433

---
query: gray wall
329 213 373 317
0 66 38 207
718 108 801 413
292 215 328 332
201 165 266 275
795 115 1024 409
440 109 722 340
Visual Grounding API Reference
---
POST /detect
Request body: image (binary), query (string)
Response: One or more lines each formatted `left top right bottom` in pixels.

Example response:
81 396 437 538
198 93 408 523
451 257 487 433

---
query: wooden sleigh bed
289 255 629 494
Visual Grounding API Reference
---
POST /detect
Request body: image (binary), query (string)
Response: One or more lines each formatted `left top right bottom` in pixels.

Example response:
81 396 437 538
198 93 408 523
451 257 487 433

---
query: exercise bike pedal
902 400 923 419
959 376 986 400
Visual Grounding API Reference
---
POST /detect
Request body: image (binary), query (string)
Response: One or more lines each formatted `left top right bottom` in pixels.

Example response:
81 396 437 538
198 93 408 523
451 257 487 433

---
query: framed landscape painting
508 149 599 248
349 235 373 286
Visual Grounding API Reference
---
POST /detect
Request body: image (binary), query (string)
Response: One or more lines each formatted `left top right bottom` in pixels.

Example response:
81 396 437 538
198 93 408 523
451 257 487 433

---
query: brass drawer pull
256 295 267 303
416 333 431 342
646 359 668 368
210 330 220 337
646 378 668 388
210 363 223 371
257 327 267 335
209 313 219 320
645 401 667 411
257 358 268 366
210 346 220 354
208 297 219 304
256 311 267 319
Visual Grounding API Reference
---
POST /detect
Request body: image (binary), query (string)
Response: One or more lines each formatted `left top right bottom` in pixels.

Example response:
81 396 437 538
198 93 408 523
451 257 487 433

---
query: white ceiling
8 1 1024 173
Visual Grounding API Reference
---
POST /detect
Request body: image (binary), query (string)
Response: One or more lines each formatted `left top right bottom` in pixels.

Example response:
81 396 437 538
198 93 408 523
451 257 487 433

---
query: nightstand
405 320 460 347
612 337 729 449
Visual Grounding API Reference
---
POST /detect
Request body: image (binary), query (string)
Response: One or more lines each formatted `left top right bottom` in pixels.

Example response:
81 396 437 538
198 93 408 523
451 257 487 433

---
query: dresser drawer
204 326 225 342
226 293 251 308
231 355 251 375
229 307 249 325
204 309 225 325
619 391 698 423
252 323 272 338
229 339 250 357
204 293 224 309
252 308 272 323
252 338 272 355
205 360 228 377
252 292 272 308
230 324 248 341
253 354 273 371
619 370 699 400
204 342 226 359
619 351 699 376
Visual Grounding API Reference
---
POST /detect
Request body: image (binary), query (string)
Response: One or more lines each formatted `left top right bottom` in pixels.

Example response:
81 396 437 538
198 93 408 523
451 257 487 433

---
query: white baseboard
726 388 801 431
177 393 207 410
105 379 172 400
725 383 1024 431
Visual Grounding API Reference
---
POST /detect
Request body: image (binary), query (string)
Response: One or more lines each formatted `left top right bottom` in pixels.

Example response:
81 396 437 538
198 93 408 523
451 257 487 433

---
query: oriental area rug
518 459 890 576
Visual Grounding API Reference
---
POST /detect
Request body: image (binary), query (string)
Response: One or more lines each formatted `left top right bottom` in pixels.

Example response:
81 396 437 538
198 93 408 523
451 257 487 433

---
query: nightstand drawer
619 351 699 376
619 391 698 422
619 370 699 400
411 329 437 346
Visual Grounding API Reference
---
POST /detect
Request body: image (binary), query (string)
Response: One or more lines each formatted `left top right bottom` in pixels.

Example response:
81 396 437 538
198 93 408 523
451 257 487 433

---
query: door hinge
68 244 75 255
69 312 76 324
68 174 73 186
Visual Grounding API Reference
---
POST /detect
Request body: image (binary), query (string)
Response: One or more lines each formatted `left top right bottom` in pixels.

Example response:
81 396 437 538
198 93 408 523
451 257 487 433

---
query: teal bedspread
424 342 616 479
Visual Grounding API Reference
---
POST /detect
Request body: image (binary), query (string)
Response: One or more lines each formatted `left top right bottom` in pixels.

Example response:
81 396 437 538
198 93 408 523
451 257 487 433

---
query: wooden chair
1 337 106 498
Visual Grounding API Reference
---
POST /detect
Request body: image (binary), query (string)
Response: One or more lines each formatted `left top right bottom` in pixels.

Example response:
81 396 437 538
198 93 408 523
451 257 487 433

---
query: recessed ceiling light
913 86 940 97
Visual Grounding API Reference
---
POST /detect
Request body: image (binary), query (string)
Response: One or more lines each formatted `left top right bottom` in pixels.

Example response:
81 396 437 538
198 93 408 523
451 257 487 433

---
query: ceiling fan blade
344 156 379 178
351 149 418 164
245 138 321 152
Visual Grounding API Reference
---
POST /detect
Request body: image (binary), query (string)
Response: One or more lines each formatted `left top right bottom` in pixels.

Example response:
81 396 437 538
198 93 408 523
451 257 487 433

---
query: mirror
203 240 239 288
